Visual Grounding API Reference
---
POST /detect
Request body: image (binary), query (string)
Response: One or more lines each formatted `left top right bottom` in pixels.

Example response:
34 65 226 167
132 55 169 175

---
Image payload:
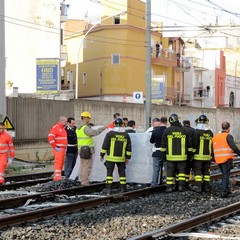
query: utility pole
145 0 152 129
235 59 239 107
0 1 6 120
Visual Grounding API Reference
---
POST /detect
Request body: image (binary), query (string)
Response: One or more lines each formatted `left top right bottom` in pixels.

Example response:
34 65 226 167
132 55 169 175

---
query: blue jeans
218 160 231 194
64 152 78 178
151 157 166 186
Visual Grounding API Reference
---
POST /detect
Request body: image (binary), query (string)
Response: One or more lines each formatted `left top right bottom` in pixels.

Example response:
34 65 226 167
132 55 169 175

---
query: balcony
175 57 191 72
193 87 209 99
152 49 177 67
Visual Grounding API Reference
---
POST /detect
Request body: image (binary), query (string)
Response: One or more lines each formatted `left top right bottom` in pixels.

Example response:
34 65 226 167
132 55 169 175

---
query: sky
64 0 240 47
65 0 240 24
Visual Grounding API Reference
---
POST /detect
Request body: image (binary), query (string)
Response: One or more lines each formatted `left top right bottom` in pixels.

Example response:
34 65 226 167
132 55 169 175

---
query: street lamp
75 12 126 99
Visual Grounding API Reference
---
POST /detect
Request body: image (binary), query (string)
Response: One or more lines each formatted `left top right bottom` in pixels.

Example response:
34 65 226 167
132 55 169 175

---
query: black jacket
150 126 166 157
226 133 240 155
161 123 192 161
65 125 78 154
100 130 131 162
193 129 213 161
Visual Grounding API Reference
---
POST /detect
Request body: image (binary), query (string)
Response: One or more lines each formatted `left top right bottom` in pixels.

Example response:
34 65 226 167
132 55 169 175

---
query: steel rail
0 186 165 228
2 159 240 191
0 178 53 191
1 170 240 211
1 169 240 229
129 201 240 240
5 171 54 182
0 183 105 210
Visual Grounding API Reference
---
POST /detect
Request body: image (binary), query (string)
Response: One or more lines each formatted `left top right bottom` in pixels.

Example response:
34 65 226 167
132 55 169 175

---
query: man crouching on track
48 116 68 181
100 118 132 194
0 122 15 185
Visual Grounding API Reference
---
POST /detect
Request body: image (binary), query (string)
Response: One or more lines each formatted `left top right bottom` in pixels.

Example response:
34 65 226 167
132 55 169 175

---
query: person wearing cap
108 113 121 129
160 114 192 192
48 116 68 181
76 111 107 185
150 117 167 187
192 114 213 193
100 118 132 194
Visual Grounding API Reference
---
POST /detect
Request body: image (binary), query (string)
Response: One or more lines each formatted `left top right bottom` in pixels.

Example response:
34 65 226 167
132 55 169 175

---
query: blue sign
135 93 141 99
152 76 165 103
36 59 59 93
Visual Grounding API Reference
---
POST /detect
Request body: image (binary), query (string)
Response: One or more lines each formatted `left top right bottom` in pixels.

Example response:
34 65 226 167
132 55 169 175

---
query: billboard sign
151 75 165 104
36 58 59 93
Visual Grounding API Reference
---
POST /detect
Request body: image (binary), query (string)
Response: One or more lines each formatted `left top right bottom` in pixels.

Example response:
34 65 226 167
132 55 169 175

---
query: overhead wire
1 0 240 48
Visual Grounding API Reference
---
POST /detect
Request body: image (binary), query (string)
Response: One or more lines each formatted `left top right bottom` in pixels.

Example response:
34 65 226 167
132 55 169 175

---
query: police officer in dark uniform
192 114 213 193
64 117 78 178
100 118 132 194
161 114 192 192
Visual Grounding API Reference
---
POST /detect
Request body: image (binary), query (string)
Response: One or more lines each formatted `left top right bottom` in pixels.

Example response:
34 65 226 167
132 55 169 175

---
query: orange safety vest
0 131 15 158
48 122 67 149
212 132 234 164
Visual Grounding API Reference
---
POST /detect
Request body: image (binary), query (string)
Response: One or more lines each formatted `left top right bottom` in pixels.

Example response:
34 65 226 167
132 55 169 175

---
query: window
112 54 120 64
114 15 120 24
82 73 86 85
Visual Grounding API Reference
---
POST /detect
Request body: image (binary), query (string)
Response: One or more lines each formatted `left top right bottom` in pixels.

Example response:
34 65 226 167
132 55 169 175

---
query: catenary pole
235 59 239 107
0 1 6 120
145 0 152 129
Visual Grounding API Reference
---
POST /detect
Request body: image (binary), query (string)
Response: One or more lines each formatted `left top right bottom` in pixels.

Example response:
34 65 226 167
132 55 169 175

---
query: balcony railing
186 57 204 68
193 87 209 98
152 49 177 61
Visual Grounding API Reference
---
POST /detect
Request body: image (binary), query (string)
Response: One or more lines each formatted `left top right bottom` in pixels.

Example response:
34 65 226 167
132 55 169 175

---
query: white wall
5 0 60 93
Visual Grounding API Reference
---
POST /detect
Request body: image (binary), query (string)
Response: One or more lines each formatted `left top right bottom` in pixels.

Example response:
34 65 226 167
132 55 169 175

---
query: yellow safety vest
76 125 94 149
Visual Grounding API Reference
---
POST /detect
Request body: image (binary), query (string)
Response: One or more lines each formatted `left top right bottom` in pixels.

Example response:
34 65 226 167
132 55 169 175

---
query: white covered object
70 130 153 184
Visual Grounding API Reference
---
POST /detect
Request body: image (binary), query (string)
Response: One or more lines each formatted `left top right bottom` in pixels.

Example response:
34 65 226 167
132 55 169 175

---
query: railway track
130 201 240 239
1 169 240 230
0 184 164 229
2 159 240 191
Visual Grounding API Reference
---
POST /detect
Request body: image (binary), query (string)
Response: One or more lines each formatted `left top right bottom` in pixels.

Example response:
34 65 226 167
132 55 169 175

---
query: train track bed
1 175 240 239
1 159 239 191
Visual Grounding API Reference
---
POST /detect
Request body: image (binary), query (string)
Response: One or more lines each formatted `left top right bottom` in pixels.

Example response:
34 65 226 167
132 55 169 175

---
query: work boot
192 183 202 193
202 182 210 193
120 185 127 193
221 192 229 198
103 184 112 195
166 185 173 193
175 181 179 191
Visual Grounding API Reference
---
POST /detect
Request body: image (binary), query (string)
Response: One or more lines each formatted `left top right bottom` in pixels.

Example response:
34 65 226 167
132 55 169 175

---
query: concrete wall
6 97 240 162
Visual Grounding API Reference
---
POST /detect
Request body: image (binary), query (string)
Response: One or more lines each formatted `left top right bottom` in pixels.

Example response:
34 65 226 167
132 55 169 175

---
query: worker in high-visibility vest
212 121 240 198
161 114 193 193
76 111 107 185
0 122 15 185
48 116 68 181
192 115 213 193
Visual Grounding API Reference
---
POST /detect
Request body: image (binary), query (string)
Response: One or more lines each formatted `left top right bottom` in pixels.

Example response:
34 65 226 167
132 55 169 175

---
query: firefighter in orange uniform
48 116 68 181
0 122 15 185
